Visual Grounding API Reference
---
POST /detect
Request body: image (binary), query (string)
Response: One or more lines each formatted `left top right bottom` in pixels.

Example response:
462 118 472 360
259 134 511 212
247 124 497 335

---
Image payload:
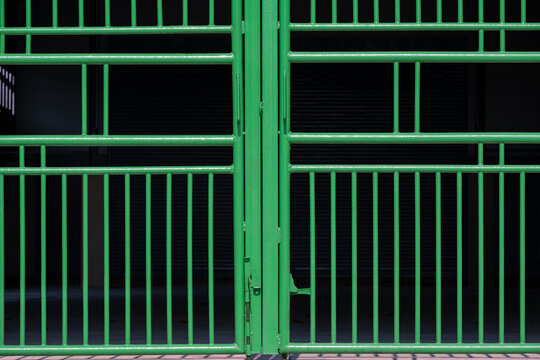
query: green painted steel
0 0 246 355
277 0 540 356
2 0 540 355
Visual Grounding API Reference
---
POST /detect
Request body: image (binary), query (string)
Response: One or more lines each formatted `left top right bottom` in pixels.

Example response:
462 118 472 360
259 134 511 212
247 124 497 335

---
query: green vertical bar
458 0 464 23
166 173 172 344
187 173 193 345
209 0 214 25
183 0 188 26
310 0 316 23
105 0 110 26
61 174 68 345
331 0 337 23
233 0 245 351
436 0 442 22
500 0 505 51
81 64 87 135
124 174 130 345
145 174 152 345
373 172 379 344
268 0 281 352
103 64 109 136
244 0 261 351
52 0 58 27
131 0 137 26
207 174 214 345
414 171 420 344
499 144 505 344
416 0 421 23
0 0 5 53
479 0 484 52
435 172 442 344
393 62 399 133
25 0 31 54
82 174 88 345
374 0 379 23
78 0 84 26
157 0 163 26
40 146 47 345
352 0 358 23
414 62 420 133
521 0 526 23
104 174 110 345
395 0 400 23
519 172 525 343
309 172 316 343
330 171 337 344
457 172 463 343
19 145 25 346
0 175 3 346
478 143 484 344
351 172 357 344
394 171 399 344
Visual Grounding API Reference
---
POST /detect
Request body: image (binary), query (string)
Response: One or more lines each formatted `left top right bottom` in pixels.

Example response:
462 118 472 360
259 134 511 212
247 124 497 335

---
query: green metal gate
0 0 246 355
1 0 540 356
271 0 540 356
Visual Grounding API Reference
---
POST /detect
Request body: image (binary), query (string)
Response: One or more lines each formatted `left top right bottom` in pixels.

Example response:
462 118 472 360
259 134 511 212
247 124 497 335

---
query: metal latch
289 274 310 295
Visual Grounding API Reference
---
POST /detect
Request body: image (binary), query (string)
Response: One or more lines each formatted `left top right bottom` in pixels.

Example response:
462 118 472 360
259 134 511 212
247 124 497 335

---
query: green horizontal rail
290 23 540 31
0 344 242 355
289 52 540 63
0 166 233 175
290 164 540 173
288 133 540 144
0 135 236 146
0 26 231 35
283 343 540 354
0 54 233 64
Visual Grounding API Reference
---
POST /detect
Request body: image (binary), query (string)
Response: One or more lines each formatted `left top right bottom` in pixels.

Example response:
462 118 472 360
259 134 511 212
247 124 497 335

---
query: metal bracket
289 274 310 295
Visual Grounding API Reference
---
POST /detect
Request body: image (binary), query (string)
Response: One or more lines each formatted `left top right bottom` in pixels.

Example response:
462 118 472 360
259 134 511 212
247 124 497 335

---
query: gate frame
271 0 540 355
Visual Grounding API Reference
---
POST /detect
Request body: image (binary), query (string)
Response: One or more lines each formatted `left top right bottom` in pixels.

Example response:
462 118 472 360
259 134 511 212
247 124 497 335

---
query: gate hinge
277 227 281 244
241 21 246 34
243 221 246 232
289 273 310 295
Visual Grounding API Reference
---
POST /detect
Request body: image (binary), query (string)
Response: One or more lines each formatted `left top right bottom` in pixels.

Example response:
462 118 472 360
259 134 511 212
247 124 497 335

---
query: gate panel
278 0 540 354
0 0 245 355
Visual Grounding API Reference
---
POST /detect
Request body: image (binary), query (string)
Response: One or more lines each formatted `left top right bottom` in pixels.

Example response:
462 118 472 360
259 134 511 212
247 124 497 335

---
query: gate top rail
0 26 232 35
0 135 236 146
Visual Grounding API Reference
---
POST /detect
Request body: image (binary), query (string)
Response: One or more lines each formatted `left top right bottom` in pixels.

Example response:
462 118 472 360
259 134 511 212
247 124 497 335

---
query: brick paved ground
0 355 539 360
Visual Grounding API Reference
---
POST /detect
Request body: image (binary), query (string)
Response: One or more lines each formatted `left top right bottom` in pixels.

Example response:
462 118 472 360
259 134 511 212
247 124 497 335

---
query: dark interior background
0 0 540 344
0 0 540 284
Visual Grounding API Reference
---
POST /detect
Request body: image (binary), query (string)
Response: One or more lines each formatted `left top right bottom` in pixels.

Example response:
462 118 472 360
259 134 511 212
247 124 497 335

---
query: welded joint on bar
289 274 310 295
